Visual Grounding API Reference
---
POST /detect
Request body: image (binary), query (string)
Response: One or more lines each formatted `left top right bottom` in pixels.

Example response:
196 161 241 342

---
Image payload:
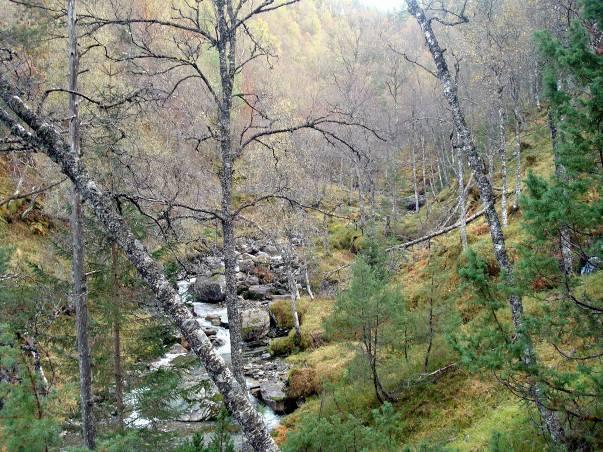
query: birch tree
0 72 279 451
404 0 567 444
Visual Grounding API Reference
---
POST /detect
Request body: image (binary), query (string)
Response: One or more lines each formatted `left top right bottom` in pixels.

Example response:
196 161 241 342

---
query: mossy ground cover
276 115 572 450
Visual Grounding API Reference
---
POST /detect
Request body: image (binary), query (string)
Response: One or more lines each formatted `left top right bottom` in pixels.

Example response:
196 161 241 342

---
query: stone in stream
260 381 289 414
203 327 217 336
205 314 222 326
247 284 274 300
240 306 270 341
190 277 225 303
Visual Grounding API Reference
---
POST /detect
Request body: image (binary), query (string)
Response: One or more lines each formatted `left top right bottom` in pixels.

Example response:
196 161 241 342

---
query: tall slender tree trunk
424 292 434 372
421 134 427 195
548 111 573 277
454 138 468 250
111 243 124 430
411 116 420 213
302 248 314 300
513 109 522 210
67 0 95 447
405 1 566 444
285 244 302 344
215 0 245 388
497 85 508 227
356 165 366 230
348 165 354 206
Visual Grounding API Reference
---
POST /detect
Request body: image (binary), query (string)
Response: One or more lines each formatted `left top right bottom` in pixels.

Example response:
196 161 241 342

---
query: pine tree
326 237 406 403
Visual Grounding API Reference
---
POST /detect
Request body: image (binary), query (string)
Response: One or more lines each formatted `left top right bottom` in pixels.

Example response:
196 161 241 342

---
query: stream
125 278 282 436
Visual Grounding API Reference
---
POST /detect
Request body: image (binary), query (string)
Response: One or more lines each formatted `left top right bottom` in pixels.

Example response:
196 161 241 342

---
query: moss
269 329 315 356
269 299 309 329
328 222 362 252
287 367 321 399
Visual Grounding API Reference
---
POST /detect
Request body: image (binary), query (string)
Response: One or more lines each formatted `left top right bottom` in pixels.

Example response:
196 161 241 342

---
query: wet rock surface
190 277 226 303
140 238 309 432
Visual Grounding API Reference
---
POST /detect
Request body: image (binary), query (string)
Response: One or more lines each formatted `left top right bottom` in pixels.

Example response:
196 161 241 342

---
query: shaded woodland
0 0 601 450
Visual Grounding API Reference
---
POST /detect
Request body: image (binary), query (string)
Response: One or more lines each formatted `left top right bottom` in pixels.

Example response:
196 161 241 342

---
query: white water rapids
125 278 281 432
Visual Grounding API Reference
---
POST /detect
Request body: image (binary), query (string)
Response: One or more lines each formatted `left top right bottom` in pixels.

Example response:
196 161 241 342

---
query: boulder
260 380 288 414
240 306 270 341
238 259 255 273
247 284 274 300
190 277 225 303
244 275 260 286
402 194 426 211
253 252 272 265
262 245 279 256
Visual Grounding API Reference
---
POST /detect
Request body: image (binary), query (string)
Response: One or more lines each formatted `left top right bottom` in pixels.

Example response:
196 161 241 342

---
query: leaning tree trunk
0 76 279 452
405 0 567 444
67 1 95 448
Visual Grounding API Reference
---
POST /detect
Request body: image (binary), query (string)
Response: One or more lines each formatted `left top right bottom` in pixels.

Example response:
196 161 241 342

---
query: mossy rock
269 328 314 357
269 299 309 329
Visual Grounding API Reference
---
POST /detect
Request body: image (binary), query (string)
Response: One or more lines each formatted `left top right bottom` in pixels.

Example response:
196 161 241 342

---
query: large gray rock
238 258 255 273
190 277 225 303
402 194 426 211
262 245 279 256
240 306 270 341
260 380 288 414
253 252 271 265
247 284 274 300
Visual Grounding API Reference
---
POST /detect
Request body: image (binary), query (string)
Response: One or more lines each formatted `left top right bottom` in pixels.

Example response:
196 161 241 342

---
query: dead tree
67 0 95 447
81 0 376 388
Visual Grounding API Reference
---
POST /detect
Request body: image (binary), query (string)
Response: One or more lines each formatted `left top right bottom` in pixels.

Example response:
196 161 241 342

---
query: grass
276 114 571 450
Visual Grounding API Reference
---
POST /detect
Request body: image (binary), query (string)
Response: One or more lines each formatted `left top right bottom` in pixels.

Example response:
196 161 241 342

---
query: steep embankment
275 114 596 451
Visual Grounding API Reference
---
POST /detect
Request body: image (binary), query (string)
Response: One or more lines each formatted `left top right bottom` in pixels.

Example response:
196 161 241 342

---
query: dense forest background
0 0 601 450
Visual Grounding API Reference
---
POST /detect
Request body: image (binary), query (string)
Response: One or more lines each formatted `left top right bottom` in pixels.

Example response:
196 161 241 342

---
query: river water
125 278 281 432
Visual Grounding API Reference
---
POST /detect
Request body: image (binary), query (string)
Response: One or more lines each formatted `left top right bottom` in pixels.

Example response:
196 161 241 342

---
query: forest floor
273 113 601 451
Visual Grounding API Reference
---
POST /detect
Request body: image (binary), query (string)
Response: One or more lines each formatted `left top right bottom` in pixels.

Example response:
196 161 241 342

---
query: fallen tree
387 209 485 251
0 73 278 452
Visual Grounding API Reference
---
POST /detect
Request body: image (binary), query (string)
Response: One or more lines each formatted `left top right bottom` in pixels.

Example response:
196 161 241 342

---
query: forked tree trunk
67 1 95 448
405 0 566 444
0 76 279 452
